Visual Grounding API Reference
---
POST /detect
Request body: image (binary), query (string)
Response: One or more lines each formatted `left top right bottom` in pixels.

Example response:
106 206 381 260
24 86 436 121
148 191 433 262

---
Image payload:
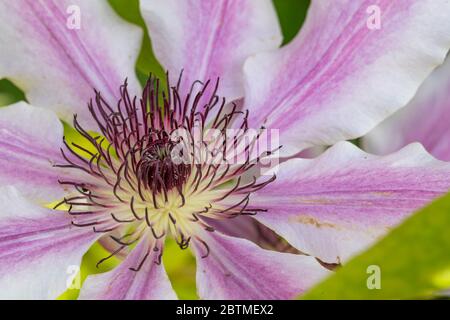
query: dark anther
96 246 126 269
129 249 151 272
93 226 116 233
136 134 191 195
71 220 98 227
195 237 210 259
110 212 134 223
110 234 140 246
130 196 143 220
154 249 164 265
179 236 191 250
52 198 66 210
150 226 166 240
168 213 177 225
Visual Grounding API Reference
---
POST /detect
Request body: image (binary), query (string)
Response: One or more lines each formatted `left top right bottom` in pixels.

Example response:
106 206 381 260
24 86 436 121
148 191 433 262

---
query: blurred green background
0 0 310 300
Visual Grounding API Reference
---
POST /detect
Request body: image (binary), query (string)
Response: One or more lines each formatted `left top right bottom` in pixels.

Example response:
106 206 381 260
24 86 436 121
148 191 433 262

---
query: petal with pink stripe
140 0 281 103
0 102 66 202
0 0 142 129
193 231 328 300
79 237 176 300
0 187 98 299
244 0 450 155
251 142 450 263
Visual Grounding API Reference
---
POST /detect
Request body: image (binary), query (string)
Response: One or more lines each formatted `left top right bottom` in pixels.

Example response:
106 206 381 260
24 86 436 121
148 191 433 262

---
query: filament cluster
54 73 278 268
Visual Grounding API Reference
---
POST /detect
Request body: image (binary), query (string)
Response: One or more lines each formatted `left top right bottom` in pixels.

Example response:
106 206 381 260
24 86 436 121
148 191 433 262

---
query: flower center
136 130 190 194
55 73 278 268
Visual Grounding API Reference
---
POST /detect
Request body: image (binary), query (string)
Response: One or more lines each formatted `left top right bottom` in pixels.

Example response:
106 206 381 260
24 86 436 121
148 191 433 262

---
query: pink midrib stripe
26 0 119 101
255 0 398 128
190 0 229 83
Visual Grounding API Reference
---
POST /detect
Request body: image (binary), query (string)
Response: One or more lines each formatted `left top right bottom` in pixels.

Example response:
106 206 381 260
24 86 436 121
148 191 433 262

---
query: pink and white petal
251 141 450 264
0 187 98 299
244 0 450 156
140 0 281 103
0 102 67 202
0 0 142 129
79 238 176 300
297 146 326 159
364 55 450 160
193 231 328 300
204 216 288 252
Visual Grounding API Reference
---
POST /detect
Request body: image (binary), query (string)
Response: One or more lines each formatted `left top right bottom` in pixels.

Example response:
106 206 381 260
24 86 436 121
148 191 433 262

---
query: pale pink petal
79 238 176 300
251 142 450 263
0 187 98 299
140 0 281 102
0 0 142 128
297 146 326 159
205 216 289 252
364 55 450 160
0 102 66 202
193 231 328 300
244 0 450 155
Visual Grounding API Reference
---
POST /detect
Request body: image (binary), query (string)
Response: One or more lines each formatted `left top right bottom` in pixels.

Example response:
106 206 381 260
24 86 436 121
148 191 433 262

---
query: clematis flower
364 54 450 161
1 0 450 300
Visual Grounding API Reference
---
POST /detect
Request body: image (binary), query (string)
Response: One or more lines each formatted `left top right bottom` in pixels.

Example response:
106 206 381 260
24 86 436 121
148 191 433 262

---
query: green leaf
302 192 450 299
0 79 26 107
163 239 198 300
273 0 310 45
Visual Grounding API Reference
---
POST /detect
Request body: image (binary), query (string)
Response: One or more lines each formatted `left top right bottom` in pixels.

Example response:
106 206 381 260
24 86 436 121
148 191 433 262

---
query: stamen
129 249 151 272
56 72 277 264
96 245 126 269
195 237 211 259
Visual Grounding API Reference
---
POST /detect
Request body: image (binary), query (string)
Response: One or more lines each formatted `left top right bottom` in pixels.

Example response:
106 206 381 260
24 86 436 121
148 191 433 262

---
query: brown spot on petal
297 197 335 205
290 215 336 229
316 257 341 271
371 191 393 197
